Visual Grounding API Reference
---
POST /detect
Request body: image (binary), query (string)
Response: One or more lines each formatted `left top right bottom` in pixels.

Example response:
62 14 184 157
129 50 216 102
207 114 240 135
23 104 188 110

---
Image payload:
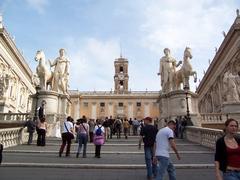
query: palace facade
69 56 160 120
0 16 35 114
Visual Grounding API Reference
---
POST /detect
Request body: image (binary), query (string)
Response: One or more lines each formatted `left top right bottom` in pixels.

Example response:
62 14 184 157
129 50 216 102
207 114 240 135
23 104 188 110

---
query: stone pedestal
31 90 71 137
222 102 240 121
158 90 200 127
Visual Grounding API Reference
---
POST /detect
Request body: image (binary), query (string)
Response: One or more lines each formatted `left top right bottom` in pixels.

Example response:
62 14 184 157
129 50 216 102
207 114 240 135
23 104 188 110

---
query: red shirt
226 146 240 168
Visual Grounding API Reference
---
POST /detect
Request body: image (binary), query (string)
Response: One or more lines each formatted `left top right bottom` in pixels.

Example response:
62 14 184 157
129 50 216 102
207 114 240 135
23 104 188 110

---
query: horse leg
190 71 197 83
42 76 46 90
193 71 197 82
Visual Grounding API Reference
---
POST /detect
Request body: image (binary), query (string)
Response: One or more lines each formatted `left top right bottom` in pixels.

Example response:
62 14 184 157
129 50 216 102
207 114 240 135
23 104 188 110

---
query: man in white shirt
153 120 180 180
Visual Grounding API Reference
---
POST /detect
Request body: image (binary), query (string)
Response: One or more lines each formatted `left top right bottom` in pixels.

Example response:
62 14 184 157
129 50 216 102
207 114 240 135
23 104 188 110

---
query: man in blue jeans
139 117 158 180
153 120 180 180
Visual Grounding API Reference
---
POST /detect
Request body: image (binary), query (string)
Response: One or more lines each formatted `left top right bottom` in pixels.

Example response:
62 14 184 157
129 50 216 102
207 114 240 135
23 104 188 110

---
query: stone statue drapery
50 49 70 94
158 48 177 93
223 71 240 102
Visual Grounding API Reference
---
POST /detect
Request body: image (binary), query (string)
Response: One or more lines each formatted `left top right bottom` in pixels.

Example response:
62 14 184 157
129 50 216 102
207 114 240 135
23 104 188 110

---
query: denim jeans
156 156 176 180
144 146 157 178
77 133 88 156
223 171 240 180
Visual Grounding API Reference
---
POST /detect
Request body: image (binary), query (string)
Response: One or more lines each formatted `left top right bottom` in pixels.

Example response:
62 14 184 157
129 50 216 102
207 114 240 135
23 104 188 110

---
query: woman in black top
215 118 240 180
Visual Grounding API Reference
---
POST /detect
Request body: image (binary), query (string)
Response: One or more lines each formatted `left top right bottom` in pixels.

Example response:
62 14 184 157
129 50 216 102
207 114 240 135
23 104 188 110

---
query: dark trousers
59 132 72 156
28 132 34 145
116 128 121 139
124 128 128 139
37 129 46 146
110 126 114 139
0 144 3 164
95 145 101 157
89 132 94 143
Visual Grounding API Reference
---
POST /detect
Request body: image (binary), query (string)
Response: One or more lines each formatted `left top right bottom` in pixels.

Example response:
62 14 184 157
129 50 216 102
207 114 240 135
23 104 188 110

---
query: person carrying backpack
114 118 122 139
93 119 105 158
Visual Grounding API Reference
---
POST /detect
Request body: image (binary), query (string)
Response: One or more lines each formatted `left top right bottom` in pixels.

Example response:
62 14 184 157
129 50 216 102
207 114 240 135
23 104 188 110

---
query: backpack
95 125 102 136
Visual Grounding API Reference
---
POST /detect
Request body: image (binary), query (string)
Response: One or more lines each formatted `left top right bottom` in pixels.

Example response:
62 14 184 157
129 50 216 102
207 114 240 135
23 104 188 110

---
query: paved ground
0 136 215 180
0 167 214 180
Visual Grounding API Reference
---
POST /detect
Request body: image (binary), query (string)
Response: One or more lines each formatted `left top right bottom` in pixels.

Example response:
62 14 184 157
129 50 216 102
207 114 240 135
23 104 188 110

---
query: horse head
184 47 192 59
35 50 45 62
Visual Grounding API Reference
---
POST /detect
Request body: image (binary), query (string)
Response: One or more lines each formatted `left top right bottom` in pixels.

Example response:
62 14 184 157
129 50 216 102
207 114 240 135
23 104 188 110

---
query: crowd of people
15 114 240 180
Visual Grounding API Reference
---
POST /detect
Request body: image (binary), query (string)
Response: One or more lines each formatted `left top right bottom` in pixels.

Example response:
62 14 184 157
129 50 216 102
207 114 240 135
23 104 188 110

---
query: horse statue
173 47 197 90
35 50 53 90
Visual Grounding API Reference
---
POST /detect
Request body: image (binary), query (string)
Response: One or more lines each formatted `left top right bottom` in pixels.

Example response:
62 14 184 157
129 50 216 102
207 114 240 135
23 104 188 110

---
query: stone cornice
0 27 33 82
69 90 160 100
160 90 198 98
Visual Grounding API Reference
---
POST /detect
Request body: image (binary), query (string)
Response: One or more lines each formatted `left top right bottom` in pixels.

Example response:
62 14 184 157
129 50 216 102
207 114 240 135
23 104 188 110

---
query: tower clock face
118 74 124 80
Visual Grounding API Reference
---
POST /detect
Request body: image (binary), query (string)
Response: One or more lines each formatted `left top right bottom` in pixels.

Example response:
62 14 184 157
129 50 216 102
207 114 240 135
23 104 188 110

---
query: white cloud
25 0 49 14
139 0 238 90
141 0 235 52
64 37 120 91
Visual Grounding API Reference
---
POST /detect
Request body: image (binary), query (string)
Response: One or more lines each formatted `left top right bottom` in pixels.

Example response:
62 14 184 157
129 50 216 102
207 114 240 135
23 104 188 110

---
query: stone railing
185 126 224 149
200 113 227 124
0 127 37 148
0 127 25 148
0 113 31 121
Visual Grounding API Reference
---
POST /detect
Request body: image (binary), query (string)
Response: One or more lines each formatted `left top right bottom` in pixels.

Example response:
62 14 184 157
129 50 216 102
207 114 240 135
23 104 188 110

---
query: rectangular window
137 102 141 107
83 102 88 107
100 102 105 107
120 66 124 72
118 102 123 107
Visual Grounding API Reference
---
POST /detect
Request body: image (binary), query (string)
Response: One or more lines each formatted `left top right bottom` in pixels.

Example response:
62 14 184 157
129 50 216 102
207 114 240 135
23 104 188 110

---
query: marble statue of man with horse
34 49 70 94
159 47 197 93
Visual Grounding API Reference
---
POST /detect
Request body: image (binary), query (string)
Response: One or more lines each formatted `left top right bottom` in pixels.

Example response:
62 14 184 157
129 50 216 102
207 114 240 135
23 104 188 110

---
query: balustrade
200 113 227 124
0 113 31 121
185 126 225 149
0 127 26 148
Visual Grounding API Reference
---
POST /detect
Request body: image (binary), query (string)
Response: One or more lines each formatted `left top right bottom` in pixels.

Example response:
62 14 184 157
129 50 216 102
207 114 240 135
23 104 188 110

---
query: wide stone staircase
0 135 215 180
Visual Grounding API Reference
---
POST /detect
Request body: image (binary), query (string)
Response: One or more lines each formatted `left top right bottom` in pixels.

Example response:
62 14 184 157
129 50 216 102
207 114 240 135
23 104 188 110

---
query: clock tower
114 55 129 94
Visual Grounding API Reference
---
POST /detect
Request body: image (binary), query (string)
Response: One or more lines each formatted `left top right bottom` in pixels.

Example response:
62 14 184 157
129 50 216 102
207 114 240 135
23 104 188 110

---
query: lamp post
33 85 41 122
184 85 192 126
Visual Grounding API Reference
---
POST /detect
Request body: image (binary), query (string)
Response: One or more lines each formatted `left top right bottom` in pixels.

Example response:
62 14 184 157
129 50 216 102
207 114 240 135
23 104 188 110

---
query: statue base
222 102 240 121
158 90 200 127
31 90 71 137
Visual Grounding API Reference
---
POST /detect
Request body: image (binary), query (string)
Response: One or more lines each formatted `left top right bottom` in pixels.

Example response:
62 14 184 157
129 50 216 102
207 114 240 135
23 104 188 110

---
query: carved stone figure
212 83 221 112
158 48 181 93
35 50 53 90
223 71 240 102
174 47 197 90
50 49 69 94
0 72 10 98
32 73 40 87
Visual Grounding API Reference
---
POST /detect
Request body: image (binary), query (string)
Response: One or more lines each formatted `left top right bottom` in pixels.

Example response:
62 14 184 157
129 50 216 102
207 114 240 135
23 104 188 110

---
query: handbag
64 122 74 139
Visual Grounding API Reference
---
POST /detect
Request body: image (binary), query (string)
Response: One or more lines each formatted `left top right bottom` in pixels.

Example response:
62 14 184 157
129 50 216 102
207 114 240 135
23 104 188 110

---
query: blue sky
0 0 239 91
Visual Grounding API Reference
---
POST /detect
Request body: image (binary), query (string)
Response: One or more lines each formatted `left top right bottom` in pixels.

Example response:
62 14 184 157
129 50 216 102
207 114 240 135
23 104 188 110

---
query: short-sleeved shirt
62 121 73 133
140 124 158 147
155 126 174 157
